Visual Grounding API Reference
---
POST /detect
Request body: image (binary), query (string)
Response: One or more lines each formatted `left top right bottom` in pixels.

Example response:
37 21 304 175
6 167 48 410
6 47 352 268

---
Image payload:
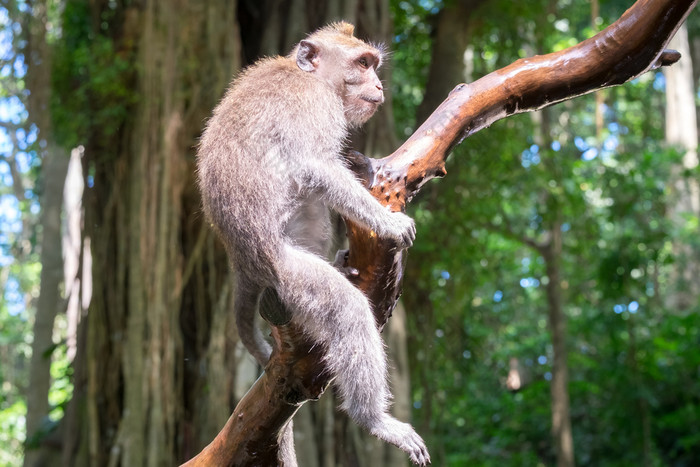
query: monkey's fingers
406 219 416 246
397 217 416 249
384 212 416 250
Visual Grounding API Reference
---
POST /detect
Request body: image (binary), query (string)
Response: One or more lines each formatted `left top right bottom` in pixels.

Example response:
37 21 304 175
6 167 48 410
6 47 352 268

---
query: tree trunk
61 1 242 465
24 144 69 467
664 23 700 311
416 0 486 124
542 225 575 467
23 2 70 465
535 101 576 467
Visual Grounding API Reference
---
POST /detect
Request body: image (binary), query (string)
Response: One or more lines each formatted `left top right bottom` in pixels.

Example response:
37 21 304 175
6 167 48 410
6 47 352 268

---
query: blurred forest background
1 0 699 466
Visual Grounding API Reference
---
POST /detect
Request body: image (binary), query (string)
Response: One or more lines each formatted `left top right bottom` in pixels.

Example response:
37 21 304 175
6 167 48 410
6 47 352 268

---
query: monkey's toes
370 417 429 466
332 249 359 277
404 432 430 466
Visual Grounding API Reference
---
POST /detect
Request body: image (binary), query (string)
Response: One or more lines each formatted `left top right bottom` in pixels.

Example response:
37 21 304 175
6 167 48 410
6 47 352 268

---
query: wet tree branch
183 0 697 464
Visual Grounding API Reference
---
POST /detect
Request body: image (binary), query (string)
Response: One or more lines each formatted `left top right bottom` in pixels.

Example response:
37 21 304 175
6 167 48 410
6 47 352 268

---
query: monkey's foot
369 416 431 466
332 249 359 278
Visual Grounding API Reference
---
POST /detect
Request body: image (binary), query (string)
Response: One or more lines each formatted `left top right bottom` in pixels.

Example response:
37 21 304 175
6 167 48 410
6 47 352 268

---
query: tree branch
183 0 696 464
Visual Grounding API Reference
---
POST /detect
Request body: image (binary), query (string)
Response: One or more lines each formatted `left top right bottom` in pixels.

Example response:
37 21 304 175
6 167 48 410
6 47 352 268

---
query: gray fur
196 22 429 465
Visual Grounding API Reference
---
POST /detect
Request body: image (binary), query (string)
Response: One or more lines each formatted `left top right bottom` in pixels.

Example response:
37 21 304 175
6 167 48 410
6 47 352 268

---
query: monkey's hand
379 211 416 249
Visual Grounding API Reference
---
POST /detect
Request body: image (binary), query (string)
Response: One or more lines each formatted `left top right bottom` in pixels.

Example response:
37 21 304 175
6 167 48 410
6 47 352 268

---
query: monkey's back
196 56 347 275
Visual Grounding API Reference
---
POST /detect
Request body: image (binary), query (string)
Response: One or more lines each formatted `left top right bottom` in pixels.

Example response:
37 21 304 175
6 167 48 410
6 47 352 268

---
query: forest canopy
1 0 699 466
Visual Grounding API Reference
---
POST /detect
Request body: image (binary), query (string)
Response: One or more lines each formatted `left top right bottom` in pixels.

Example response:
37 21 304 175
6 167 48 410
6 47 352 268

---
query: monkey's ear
296 40 320 72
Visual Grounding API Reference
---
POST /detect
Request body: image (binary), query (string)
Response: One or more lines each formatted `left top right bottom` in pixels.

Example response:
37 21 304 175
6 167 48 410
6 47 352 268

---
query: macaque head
294 22 385 127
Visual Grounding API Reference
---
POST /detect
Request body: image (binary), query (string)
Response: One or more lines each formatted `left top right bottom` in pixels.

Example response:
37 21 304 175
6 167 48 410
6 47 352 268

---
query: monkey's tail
234 275 272 366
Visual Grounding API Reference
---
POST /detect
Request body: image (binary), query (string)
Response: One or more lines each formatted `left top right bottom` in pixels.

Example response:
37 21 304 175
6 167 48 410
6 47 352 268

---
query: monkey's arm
304 158 416 248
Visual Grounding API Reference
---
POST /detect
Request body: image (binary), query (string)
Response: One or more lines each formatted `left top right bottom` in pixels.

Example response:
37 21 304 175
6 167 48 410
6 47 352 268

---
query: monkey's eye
358 57 370 68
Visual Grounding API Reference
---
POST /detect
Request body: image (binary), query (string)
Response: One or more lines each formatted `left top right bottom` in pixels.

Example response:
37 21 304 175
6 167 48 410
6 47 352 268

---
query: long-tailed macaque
197 22 429 465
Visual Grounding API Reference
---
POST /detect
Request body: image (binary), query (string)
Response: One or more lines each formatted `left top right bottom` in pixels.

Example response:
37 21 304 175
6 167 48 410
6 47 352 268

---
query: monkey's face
295 34 385 129
341 49 385 128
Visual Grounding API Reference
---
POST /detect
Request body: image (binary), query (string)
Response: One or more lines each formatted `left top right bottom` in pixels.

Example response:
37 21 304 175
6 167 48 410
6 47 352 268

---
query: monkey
196 22 430 465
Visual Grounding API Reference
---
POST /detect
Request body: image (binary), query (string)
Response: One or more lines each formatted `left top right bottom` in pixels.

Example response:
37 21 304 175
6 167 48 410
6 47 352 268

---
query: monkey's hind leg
274 244 431 465
233 274 272 366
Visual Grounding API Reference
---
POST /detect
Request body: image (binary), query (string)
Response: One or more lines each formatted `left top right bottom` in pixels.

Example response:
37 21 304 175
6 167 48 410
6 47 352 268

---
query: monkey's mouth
361 95 384 105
